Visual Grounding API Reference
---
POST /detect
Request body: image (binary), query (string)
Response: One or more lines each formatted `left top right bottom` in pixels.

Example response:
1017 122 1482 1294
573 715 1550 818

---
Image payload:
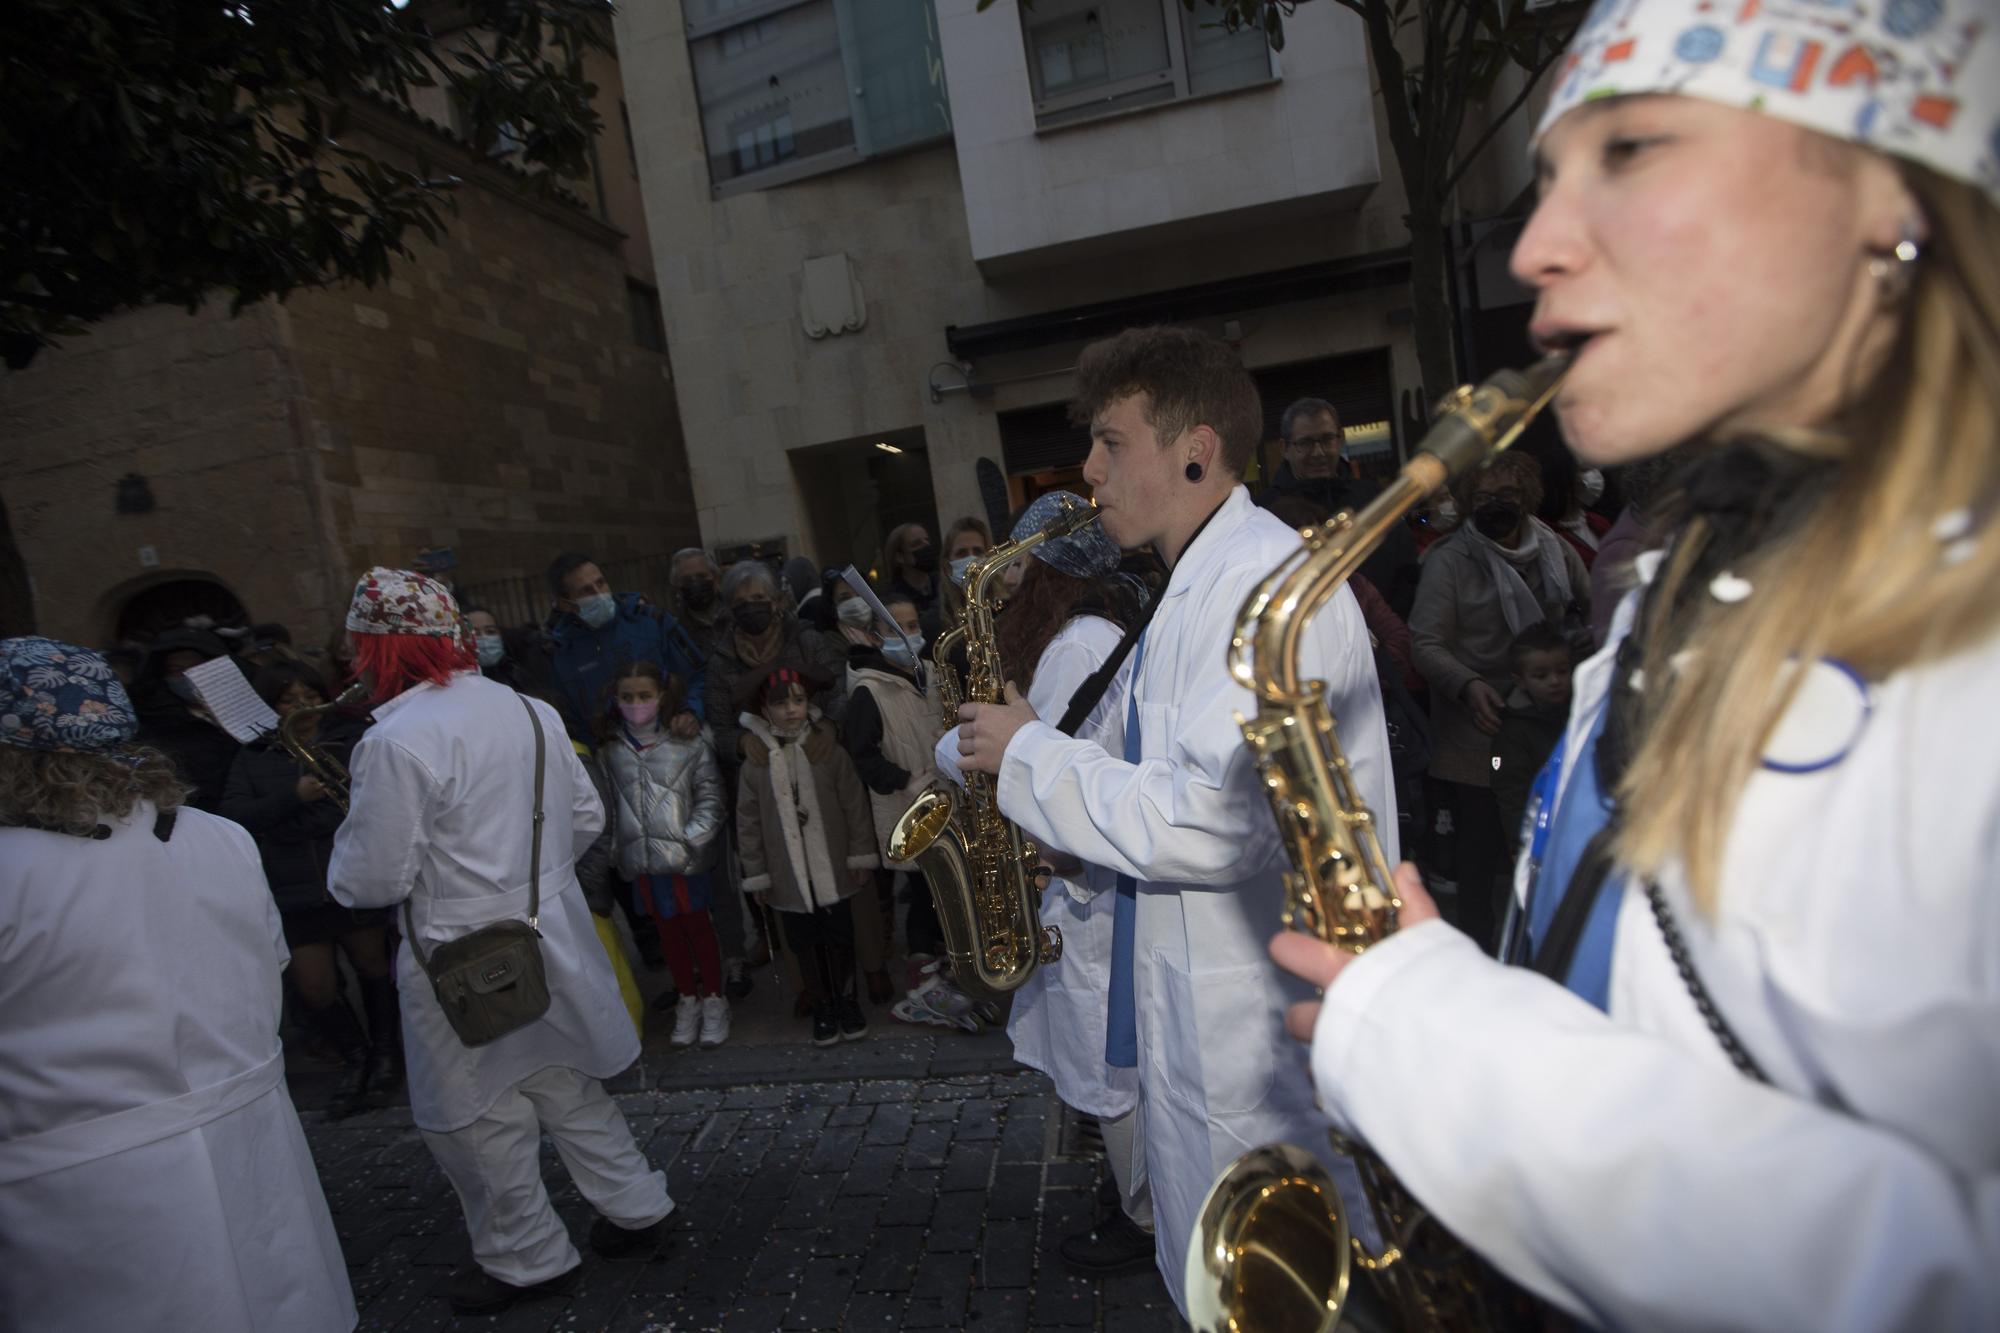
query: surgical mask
882 635 923 667
732 602 776 635
1578 468 1605 507
575 592 617 629
836 596 874 628
165 674 201 704
1472 499 1524 541
618 699 661 730
679 578 717 611
474 633 505 668
1433 497 1459 527
948 555 977 587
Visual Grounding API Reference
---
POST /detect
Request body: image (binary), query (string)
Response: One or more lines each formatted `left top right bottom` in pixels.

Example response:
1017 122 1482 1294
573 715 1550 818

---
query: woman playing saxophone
1271 2 2000 1328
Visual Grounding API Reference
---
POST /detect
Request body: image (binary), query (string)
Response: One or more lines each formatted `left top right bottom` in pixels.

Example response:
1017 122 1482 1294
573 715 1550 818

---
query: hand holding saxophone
955 681 1038 775
1270 862 1441 1042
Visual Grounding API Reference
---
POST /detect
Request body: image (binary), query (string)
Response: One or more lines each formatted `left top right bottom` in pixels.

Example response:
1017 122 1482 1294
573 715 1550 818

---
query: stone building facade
0 44 696 651
614 0 1539 576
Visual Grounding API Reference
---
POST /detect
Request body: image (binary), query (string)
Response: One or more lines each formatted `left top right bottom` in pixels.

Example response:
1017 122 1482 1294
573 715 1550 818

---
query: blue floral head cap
1012 491 1120 580
0 637 139 755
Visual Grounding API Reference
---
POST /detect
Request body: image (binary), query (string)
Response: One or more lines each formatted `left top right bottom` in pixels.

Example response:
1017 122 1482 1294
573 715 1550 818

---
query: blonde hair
1618 168 2000 912
0 746 190 837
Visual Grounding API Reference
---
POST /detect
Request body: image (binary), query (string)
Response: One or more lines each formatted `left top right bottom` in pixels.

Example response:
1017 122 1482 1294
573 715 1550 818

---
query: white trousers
1100 1102 1155 1230
420 1065 673 1285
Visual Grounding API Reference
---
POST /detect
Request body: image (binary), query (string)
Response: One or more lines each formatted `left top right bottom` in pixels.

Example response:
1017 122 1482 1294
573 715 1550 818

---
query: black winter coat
218 726 357 912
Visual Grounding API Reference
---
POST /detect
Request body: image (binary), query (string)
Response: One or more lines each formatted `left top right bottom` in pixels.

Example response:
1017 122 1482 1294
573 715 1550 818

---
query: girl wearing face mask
597 663 730 1048
462 605 543 699
935 516 993 640
1408 450 1590 951
839 594 942 998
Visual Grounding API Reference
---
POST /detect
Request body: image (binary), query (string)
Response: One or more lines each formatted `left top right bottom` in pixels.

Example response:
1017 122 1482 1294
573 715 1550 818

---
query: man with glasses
1262 397 1421 617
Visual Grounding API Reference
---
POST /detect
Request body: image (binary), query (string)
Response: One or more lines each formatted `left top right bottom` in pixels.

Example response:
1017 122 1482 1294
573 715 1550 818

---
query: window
627 280 667 353
686 0 953 194
1021 0 1276 129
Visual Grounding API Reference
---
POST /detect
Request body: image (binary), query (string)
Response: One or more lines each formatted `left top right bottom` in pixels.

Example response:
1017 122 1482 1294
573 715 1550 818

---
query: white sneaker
698 994 730 1047
671 994 700 1046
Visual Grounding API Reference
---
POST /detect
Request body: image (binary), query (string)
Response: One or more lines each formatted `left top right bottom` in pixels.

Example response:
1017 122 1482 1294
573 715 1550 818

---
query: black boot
356 976 405 1108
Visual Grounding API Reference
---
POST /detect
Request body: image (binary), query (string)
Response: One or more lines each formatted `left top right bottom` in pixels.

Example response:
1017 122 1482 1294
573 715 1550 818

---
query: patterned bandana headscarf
0 637 140 755
1536 0 2000 200
1013 491 1120 580
345 566 463 638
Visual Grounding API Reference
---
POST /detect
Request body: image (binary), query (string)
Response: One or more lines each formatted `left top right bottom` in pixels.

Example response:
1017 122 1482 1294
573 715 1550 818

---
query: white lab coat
997 486 1399 1306
1311 556 2000 1331
937 612 1135 1119
0 805 354 1333
330 673 638 1134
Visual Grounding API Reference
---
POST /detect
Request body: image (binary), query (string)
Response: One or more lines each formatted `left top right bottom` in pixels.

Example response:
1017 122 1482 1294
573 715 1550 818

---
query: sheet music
182 655 280 744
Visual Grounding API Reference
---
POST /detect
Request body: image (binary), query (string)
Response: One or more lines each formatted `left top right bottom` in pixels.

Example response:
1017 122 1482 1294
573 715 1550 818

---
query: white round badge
1761 658 1872 774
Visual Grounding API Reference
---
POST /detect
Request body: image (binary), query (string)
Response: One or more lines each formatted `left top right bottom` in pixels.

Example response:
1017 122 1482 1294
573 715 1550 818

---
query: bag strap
523 692 546 929
401 693 550 974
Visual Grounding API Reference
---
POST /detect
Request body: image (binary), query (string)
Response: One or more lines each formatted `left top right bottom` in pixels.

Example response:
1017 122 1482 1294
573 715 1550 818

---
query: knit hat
344 566 463 638
1536 0 2000 200
1012 491 1120 580
0 637 140 755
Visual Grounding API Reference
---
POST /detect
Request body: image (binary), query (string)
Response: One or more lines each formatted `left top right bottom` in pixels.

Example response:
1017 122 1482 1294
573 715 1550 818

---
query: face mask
575 592 617 629
1472 500 1524 541
475 633 505 668
1578 468 1605 507
679 578 717 611
732 602 776 635
619 699 661 730
836 596 874 628
907 542 934 570
882 635 923 667
166 675 201 704
1433 497 1459 527
948 555 977 587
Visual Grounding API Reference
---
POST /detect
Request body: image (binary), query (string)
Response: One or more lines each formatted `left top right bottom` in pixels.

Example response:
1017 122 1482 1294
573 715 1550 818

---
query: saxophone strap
1053 590 1158 737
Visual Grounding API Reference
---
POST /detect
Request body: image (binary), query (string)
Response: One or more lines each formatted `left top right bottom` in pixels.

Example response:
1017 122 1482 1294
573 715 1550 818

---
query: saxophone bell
888 493 1100 1003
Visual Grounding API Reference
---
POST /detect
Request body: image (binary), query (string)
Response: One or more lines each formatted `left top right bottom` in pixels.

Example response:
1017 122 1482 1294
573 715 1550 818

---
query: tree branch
1440 46 1556 196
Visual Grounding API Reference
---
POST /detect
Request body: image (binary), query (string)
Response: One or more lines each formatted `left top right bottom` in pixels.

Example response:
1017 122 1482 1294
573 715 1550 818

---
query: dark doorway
113 577 248 644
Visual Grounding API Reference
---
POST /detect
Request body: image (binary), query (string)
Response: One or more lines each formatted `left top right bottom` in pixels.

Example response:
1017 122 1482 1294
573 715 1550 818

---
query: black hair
1507 621 1571 672
547 552 596 600
252 659 331 710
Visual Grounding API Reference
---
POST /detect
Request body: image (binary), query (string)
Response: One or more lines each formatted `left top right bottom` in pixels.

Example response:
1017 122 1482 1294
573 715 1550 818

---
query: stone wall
0 103 696 650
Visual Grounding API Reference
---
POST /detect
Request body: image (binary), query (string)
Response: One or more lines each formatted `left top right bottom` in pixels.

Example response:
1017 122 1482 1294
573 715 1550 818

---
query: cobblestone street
293 1032 1184 1333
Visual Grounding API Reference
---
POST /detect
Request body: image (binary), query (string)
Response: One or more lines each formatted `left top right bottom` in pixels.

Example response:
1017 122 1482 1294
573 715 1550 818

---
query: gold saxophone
887 493 1102 1002
273 681 370 813
1184 357 1569 1333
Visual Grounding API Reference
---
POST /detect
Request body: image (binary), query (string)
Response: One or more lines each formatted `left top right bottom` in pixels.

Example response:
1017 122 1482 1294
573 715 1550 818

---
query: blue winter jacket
548 593 707 737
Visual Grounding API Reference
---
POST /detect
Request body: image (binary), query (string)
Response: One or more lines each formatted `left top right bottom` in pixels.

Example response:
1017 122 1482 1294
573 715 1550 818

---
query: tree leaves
0 0 612 362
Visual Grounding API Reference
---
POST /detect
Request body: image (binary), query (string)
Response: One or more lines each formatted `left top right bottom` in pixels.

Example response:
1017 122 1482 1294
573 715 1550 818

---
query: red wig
351 632 479 705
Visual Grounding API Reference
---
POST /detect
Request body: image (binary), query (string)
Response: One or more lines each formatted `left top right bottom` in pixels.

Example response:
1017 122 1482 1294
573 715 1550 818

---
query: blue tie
1523 706 1623 1009
1105 632 1146 1068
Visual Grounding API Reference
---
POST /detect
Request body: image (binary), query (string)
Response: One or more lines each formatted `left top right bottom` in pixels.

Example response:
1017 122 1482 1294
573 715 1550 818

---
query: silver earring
1867 222 1922 299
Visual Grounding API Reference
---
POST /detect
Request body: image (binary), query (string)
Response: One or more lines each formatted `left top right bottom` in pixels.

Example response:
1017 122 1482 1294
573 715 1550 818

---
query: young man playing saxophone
956 326 1398 1314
